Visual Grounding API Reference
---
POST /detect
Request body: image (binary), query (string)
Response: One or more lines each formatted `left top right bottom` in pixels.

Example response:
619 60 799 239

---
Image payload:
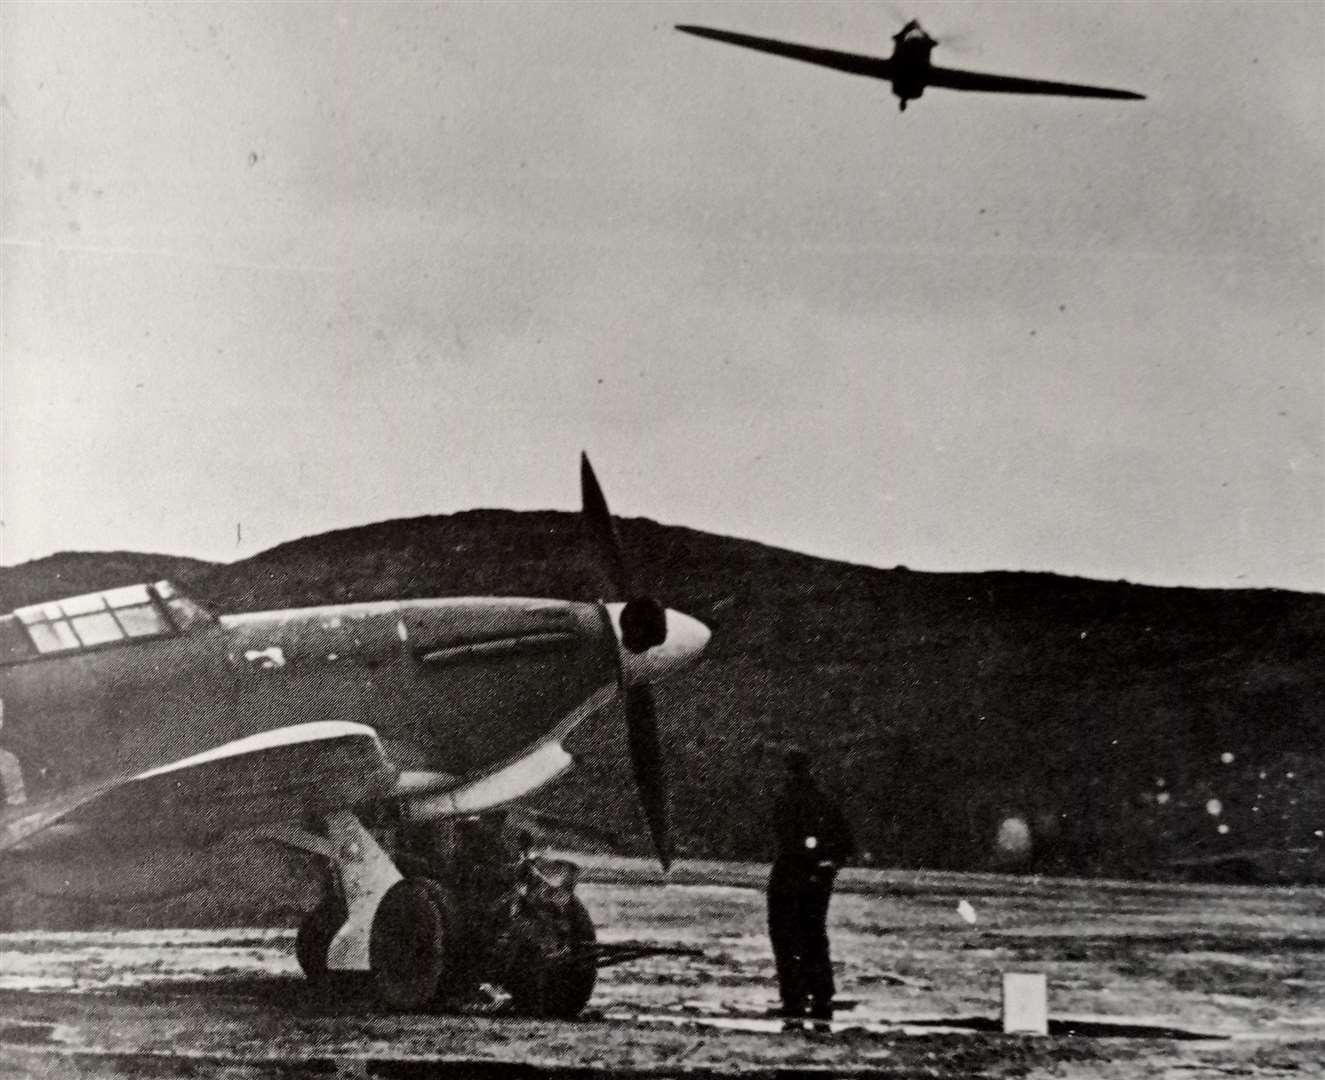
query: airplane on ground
0 456 710 1017
676 19 1145 112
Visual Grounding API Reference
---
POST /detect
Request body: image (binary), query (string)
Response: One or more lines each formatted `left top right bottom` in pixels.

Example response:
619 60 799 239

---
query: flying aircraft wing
926 65 1145 100
0 721 398 855
675 25 893 81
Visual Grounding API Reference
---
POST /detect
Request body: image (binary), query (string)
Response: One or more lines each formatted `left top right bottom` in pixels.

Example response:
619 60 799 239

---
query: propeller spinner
580 454 710 871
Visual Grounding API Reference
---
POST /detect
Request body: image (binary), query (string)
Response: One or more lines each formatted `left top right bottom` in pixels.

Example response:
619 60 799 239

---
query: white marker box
1001 972 1049 1035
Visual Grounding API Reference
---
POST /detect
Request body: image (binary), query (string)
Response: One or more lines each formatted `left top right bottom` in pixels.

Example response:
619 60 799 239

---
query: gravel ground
2 860 1324 1077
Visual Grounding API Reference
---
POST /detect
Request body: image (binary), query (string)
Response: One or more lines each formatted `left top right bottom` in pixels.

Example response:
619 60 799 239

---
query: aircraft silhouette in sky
677 19 1145 112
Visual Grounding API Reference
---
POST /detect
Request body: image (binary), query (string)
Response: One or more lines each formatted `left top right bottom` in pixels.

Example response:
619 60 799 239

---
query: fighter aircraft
0 456 710 1016
676 19 1145 111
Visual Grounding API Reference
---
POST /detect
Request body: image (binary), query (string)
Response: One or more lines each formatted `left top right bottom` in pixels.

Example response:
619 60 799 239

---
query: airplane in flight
0 456 710 1017
676 19 1145 111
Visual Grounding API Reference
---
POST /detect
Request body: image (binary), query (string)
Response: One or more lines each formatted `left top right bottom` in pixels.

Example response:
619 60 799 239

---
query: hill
5 513 1323 882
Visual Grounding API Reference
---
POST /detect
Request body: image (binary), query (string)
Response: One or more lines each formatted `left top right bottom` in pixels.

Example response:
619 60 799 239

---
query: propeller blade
625 684 672 871
579 454 677 870
581 453 667 653
580 453 634 599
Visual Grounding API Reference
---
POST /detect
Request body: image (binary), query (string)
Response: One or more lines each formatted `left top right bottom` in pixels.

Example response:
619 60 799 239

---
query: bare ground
2 860 1324 1078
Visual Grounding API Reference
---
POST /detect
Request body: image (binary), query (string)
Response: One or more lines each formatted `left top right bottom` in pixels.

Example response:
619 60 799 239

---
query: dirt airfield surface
2 858 1325 1079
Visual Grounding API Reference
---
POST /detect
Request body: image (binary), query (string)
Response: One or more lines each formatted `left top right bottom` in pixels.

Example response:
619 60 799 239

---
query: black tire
295 894 346 986
506 894 598 1020
422 877 477 1009
369 877 457 1011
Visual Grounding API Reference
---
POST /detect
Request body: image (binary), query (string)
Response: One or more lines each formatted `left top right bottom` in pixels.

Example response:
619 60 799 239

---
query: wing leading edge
927 65 1145 100
675 25 893 81
1 721 398 855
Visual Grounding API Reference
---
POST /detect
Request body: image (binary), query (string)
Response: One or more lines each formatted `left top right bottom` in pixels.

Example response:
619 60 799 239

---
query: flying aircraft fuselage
889 20 938 108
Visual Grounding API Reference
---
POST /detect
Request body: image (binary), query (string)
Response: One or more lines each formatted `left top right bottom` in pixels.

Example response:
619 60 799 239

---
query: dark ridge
4 511 1324 883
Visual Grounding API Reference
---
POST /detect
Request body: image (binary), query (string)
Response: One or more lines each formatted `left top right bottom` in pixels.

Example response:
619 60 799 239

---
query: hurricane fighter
677 19 1145 112
0 457 709 1016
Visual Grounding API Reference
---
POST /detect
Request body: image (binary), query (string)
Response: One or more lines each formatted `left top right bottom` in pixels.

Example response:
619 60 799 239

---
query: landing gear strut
293 813 600 1017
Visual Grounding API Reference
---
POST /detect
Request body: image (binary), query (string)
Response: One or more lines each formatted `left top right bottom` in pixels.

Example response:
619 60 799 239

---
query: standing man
767 746 856 1024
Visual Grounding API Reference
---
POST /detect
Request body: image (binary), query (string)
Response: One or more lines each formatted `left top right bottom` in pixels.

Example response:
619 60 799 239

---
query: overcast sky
2 1 1321 592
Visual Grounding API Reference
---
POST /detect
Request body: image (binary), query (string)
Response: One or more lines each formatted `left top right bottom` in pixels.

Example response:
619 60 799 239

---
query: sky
2 0 1321 592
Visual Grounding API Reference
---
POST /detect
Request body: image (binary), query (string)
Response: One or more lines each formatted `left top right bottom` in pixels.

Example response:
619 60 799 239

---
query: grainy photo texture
1 2 1322 1077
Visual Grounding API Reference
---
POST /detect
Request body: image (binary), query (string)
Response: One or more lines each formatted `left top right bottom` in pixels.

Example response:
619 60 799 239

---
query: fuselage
889 22 938 108
0 591 621 813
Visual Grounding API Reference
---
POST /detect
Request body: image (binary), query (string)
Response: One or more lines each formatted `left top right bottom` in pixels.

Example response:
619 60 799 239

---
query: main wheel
295 894 346 987
505 894 598 1020
369 877 459 1011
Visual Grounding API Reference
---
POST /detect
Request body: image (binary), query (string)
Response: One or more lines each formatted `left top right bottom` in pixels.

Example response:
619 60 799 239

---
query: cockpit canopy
1 581 213 664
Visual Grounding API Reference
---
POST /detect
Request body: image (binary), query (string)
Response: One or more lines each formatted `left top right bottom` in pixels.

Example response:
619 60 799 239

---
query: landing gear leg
281 812 602 1017
259 813 461 1010
318 812 466 1011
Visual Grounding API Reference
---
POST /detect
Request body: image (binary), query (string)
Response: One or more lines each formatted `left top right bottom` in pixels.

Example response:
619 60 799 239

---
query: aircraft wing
0 721 398 856
927 64 1145 100
676 25 893 81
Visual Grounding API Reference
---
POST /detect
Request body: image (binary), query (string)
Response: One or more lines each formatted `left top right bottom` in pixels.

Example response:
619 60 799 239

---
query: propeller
883 6 980 55
580 455 668 654
580 453 675 870
624 683 670 869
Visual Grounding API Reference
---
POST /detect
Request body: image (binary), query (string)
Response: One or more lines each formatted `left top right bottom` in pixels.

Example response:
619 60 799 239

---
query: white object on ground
1002 972 1049 1035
